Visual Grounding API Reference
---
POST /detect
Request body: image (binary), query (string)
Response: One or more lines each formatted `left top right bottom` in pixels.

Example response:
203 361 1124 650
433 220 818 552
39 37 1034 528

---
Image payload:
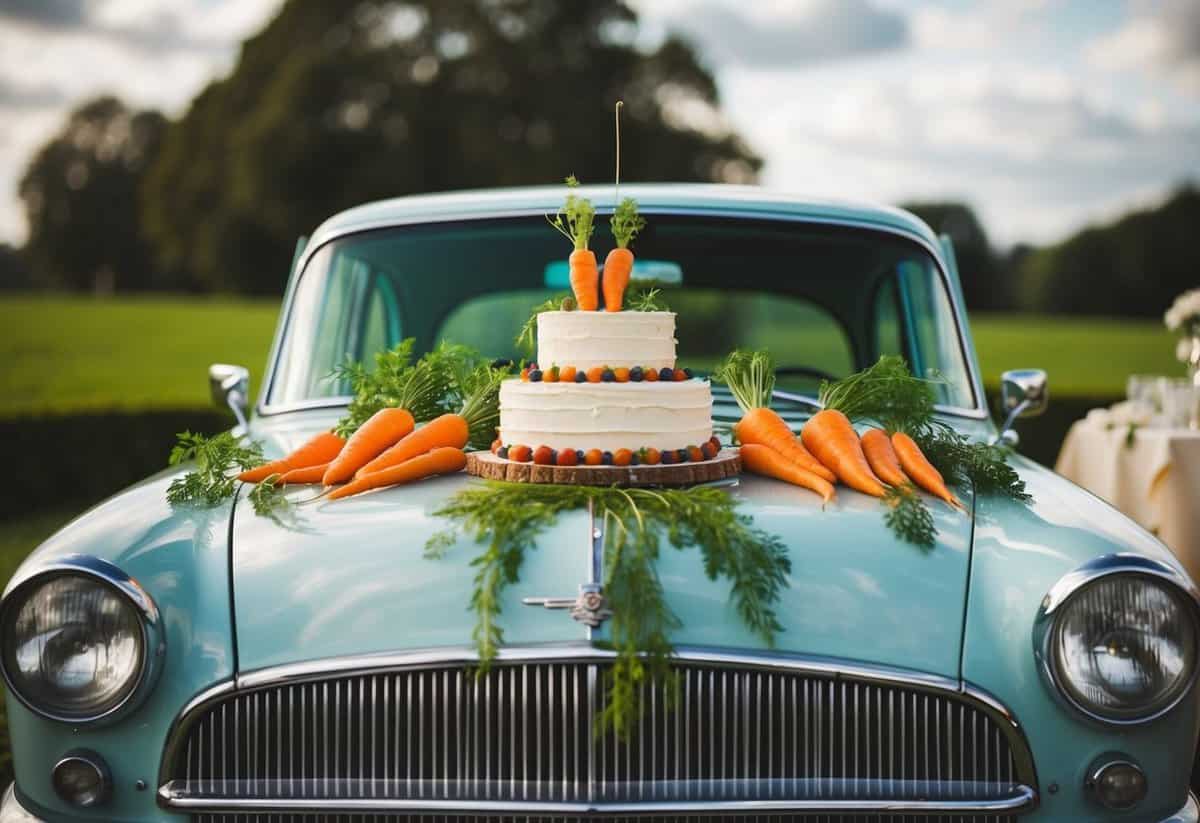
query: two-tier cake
496 310 715 464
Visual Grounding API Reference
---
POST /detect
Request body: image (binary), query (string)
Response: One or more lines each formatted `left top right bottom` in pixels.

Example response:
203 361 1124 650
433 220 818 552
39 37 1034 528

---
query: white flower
1165 288 1200 331
1180 338 1196 363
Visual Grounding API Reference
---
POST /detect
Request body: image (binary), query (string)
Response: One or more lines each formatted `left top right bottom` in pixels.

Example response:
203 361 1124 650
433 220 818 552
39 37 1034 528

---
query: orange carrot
741 443 835 505
734 407 837 484
238 431 345 483
800 410 887 498
322 408 414 486
277 462 331 485
602 247 633 311
328 447 466 500
891 431 963 510
355 412 470 478
570 249 599 311
860 428 910 488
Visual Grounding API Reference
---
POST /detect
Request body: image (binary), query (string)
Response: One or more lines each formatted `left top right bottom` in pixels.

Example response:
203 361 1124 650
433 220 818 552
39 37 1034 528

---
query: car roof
304 184 944 264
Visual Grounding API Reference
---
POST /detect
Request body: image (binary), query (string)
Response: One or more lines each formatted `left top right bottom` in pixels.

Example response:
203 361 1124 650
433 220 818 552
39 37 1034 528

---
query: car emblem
522 500 612 630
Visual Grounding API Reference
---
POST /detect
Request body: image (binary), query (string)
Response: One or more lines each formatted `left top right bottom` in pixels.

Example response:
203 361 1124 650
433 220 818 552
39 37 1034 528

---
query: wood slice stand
466 448 741 487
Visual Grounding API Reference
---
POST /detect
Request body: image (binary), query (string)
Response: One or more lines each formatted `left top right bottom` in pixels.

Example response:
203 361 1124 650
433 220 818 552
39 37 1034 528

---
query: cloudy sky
0 0 1197 247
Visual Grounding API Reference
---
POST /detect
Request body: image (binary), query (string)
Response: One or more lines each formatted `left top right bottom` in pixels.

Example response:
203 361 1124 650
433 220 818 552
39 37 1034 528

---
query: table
1056 416 1200 583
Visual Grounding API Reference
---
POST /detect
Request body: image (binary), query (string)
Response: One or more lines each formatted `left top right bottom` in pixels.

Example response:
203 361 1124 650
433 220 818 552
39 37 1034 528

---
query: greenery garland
425 481 790 738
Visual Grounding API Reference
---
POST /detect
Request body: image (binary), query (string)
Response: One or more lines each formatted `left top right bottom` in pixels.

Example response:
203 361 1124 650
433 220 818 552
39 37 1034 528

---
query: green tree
1019 184 1200 317
19 96 169 292
901 201 1009 311
142 0 761 294
0 244 32 290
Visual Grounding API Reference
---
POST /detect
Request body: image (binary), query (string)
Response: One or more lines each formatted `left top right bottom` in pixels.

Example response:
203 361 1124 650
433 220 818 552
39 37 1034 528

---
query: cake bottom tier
499 378 713 453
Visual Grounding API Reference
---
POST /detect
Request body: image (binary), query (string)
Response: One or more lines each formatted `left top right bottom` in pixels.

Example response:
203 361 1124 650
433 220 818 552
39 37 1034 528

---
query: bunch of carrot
715 351 962 537
237 364 504 502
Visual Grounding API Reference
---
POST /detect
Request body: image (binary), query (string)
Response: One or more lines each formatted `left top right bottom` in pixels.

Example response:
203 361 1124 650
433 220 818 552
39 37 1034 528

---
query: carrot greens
546 175 595 250
166 431 263 506
610 197 645 249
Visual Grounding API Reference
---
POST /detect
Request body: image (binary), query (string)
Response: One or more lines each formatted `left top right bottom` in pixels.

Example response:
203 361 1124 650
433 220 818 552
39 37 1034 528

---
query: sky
0 0 1196 247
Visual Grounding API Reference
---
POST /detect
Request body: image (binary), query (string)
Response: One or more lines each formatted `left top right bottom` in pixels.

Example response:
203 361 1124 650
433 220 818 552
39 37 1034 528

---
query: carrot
355 412 468 477
570 249 599 311
741 443 835 505
801 410 887 498
602 247 633 311
734 407 837 484
328 447 466 501
238 431 345 483
322 407 414 486
860 428 910 488
277 462 331 485
891 431 963 510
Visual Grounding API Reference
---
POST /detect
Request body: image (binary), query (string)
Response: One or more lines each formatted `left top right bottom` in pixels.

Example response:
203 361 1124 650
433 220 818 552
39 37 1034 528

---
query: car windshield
266 215 977 413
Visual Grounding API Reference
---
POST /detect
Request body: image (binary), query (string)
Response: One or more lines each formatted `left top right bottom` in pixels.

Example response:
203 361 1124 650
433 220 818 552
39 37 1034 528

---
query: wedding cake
495 309 717 466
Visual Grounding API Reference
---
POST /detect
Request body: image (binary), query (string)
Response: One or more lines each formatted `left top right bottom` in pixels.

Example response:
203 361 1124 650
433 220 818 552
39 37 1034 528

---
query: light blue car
2 185 1197 822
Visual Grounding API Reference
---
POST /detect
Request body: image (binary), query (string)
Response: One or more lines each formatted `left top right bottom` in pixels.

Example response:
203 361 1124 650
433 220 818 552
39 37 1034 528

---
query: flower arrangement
1166 288 1200 377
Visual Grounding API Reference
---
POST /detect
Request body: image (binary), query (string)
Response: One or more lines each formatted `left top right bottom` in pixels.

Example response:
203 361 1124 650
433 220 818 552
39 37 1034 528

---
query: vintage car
1 186 1197 823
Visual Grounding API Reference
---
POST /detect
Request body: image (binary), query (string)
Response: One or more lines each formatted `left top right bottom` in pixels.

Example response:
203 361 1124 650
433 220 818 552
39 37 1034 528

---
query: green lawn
0 296 1178 418
0 295 280 416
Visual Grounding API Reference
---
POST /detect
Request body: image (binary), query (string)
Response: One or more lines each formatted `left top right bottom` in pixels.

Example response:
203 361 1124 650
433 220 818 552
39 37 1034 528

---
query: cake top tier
536 310 677 371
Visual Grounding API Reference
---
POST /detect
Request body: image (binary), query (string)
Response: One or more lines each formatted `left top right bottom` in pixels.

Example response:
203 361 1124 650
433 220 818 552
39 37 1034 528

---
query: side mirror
994 368 1048 445
209 364 250 430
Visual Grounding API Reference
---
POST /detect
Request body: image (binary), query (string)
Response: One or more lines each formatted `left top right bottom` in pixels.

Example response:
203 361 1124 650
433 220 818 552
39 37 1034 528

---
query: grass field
0 295 1180 416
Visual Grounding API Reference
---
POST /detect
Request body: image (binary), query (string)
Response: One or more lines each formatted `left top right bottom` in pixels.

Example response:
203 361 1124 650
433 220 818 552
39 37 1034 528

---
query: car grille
161 652 1036 819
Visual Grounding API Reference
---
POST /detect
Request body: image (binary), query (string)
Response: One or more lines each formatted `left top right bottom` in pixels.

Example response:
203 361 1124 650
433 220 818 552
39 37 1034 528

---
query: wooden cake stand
466 448 741 487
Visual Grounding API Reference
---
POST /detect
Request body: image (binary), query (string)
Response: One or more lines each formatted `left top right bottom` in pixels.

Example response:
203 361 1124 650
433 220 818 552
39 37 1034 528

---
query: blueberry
629 366 644 382
661 449 675 465
602 451 614 465
529 369 543 382
683 367 693 378
575 449 585 461
658 367 674 381
676 449 689 463
601 369 616 382
630 452 640 465
497 446 509 459
548 449 558 464
574 371 587 383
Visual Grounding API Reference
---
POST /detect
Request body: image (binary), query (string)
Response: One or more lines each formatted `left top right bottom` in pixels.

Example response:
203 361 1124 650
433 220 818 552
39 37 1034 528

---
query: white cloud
1086 0 1200 92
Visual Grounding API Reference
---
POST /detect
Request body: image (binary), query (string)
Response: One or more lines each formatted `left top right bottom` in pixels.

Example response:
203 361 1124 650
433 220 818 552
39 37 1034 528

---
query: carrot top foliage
609 197 645 249
546 176 596 250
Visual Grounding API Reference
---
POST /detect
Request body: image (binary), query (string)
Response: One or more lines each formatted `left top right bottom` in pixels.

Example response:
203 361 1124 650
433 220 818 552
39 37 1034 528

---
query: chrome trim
158 643 1039 815
255 204 989 421
0 785 46 823
1033 554 1200 726
0 554 166 725
52 749 112 808
1162 792 1200 823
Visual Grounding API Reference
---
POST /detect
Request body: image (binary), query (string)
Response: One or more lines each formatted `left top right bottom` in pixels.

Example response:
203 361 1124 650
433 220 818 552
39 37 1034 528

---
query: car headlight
0 556 164 723
1035 555 1200 724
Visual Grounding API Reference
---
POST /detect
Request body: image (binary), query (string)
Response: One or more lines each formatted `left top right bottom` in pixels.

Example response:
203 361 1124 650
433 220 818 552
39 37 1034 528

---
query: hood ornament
521 499 612 630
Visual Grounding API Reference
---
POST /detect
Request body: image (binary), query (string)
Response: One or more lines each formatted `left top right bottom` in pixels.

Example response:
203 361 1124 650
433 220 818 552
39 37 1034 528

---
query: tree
1019 184 1200 317
900 201 1010 311
19 97 170 292
0 244 32 291
142 0 761 294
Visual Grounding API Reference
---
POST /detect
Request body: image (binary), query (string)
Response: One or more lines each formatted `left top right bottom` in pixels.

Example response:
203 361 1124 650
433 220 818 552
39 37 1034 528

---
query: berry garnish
644 368 659 382
529 369 543 382
584 449 603 466
683 367 694 378
630 366 644 382
575 449 585 461
658 367 674 381
557 448 578 466
509 445 531 462
575 370 587 383
560 366 577 383
709 435 722 451
630 451 640 465
520 367 530 381
601 368 616 382
642 447 661 465
528 362 539 371
660 449 675 465
490 438 502 454
614 367 630 383
673 448 689 463
497 445 509 459
533 446 555 465
700 441 718 460
687 445 704 462
586 367 604 383
673 368 687 382
544 367 559 383
601 451 614 465
614 448 633 466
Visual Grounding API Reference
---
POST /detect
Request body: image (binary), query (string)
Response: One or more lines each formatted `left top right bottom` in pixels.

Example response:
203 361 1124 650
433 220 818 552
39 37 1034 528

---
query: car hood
231 415 975 678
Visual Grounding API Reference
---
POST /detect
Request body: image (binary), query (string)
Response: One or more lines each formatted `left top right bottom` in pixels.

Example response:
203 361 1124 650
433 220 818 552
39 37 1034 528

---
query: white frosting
536 310 676 371
499 378 712 452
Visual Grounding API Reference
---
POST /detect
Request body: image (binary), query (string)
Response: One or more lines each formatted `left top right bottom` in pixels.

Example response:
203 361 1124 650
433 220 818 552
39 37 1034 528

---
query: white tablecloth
1056 418 1200 583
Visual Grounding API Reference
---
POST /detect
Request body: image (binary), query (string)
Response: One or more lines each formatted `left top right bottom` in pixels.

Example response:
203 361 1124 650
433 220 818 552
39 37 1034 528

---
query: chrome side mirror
208 364 250 430
994 368 1048 445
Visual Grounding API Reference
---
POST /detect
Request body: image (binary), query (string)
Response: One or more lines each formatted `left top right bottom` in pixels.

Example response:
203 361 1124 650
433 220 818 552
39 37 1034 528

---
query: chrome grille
161 653 1036 818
